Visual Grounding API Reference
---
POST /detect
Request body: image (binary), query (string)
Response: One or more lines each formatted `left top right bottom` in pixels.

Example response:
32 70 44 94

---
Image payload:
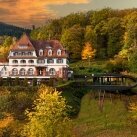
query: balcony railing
9 72 57 77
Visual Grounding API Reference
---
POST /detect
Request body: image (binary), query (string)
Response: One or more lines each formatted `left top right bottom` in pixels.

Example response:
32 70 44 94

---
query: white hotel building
0 34 69 79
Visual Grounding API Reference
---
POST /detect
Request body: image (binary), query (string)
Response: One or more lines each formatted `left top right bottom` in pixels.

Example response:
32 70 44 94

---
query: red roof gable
11 33 35 51
10 34 68 58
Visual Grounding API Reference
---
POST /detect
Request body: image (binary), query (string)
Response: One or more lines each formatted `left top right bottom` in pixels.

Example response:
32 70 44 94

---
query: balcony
36 63 46 67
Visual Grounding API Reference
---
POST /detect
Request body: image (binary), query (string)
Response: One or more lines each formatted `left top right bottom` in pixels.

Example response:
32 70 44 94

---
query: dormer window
57 49 61 56
39 49 43 56
46 44 51 49
48 49 52 56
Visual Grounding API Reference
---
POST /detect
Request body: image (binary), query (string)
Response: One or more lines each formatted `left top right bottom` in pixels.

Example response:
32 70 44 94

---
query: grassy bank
73 93 137 137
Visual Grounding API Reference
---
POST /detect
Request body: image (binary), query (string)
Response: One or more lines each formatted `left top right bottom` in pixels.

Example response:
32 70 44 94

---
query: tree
21 85 72 137
128 49 137 72
106 17 124 57
81 42 96 60
123 11 137 49
84 25 97 46
61 25 84 61
90 8 113 27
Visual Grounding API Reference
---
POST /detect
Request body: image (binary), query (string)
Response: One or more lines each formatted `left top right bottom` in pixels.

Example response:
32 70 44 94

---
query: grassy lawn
69 60 108 75
73 93 137 137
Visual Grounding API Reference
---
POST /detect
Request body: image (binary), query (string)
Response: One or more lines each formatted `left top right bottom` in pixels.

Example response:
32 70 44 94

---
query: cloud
0 0 89 27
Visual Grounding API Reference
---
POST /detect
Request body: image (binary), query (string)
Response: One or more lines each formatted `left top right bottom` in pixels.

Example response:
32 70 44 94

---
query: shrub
105 57 128 73
21 85 72 137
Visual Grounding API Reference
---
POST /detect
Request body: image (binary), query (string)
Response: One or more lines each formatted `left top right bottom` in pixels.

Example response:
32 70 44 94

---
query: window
28 68 33 75
28 52 33 56
47 59 54 64
13 52 18 56
56 59 63 64
20 68 26 76
12 68 18 76
22 52 25 56
20 60 26 64
39 49 43 56
57 49 61 56
12 60 18 64
18 45 27 49
37 60 45 64
48 49 52 56
18 52 22 56
49 68 56 75
28 60 34 64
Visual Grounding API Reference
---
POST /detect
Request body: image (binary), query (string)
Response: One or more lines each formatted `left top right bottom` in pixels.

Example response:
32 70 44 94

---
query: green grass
73 93 137 137
69 60 108 75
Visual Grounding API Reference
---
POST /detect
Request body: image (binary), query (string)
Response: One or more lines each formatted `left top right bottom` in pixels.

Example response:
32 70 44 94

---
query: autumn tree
106 17 124 57
61 25 84 61
123 11 137 49
81 42 96 60
21 85 72 137
0 36 13 60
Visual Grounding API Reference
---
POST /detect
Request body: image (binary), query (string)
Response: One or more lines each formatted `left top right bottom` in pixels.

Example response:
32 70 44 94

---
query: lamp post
88 56 91 67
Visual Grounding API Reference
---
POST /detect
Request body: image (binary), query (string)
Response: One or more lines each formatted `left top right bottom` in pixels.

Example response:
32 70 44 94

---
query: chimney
12 37 17 44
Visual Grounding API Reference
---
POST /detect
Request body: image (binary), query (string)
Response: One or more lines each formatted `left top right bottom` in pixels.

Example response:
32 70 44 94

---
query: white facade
0 34 69 79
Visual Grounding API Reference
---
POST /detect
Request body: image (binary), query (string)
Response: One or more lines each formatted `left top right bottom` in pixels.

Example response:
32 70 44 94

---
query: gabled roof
31 40 64 50
10 34 68 58
11 33 35 51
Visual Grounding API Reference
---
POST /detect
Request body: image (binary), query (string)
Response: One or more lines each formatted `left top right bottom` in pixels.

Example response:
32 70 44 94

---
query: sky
0 0 137 27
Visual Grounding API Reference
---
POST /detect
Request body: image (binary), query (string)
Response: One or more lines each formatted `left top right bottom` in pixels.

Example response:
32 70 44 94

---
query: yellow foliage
81 42 96 60
0 46 10 59
21 85 72 137
0 114 14 129
118 49 129 59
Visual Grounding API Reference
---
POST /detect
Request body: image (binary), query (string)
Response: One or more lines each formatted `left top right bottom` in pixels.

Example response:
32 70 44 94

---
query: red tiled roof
10 34 68 58
12 33 35 50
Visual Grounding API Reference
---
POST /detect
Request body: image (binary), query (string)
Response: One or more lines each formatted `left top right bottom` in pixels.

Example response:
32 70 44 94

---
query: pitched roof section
10 34 68 58
31 40 64 50
31 40 66 57
11 33 35 51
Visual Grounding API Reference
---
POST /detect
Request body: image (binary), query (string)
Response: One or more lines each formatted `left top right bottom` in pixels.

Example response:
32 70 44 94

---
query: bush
21 85 72 137
105 57 128 73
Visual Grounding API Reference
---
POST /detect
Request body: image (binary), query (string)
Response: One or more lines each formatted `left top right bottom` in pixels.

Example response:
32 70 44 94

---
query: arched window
57 49 61 56
1 67 7 75
20 68 26 76
28 60 34 64
49 68 56 75
20 60 26 64
28 68 34 75
12 60 18 64
39 49 43 56
48 49 52 56
12 68 18 76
